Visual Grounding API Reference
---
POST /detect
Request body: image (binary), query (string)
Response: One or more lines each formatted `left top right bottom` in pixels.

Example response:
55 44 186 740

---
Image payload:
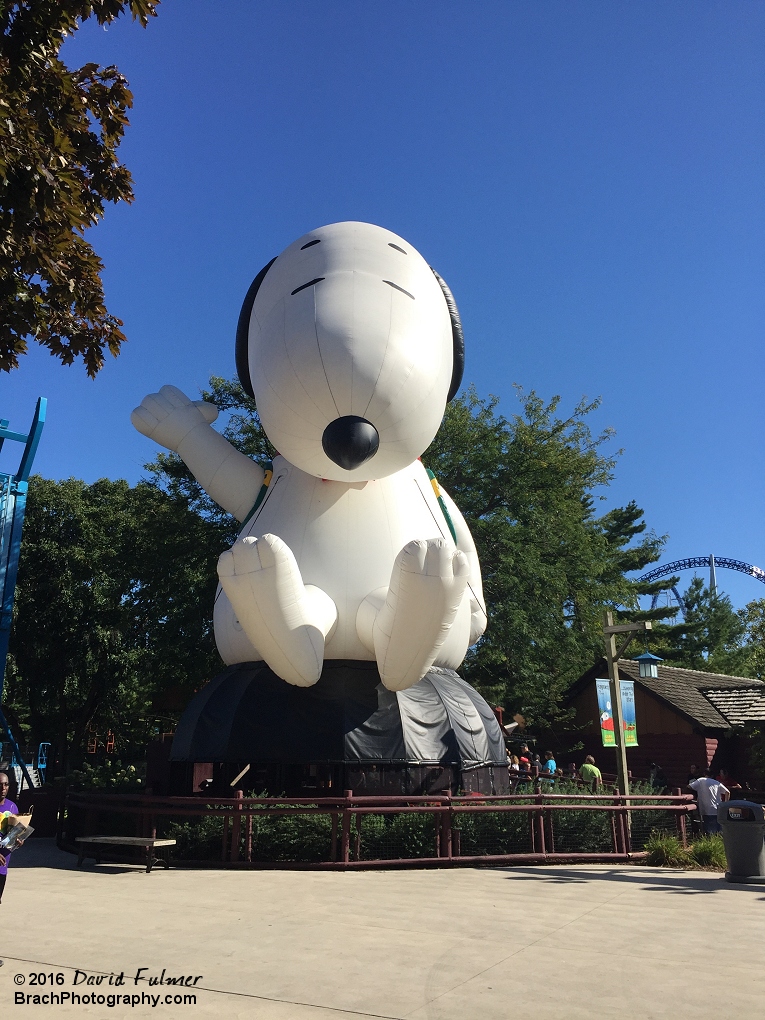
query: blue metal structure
36 741 50 780
0 399 47 790
638 555 765 619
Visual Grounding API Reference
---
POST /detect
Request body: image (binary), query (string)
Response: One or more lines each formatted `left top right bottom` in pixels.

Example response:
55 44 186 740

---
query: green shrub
360 812 435 860
163 816 224 860
69 759 145 791
644 831 693 868
689 834 726 871
644 830 727 871
249 811 332 862
162 809 334 862
454 808 532 856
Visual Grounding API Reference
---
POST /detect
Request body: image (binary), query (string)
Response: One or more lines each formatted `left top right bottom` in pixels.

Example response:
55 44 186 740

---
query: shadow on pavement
499 865 765 898
11 838 138 874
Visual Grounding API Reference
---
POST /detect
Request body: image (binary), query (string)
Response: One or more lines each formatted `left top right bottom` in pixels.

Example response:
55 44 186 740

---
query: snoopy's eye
388 243 407 254
291 278 325 295
301 239 321 249
383 280 415 300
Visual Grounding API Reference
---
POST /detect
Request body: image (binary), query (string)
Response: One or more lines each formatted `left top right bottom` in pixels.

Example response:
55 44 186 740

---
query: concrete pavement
0 839 761 1019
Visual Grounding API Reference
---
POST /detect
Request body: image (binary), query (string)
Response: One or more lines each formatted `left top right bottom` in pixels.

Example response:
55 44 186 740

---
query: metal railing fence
60 789 695 869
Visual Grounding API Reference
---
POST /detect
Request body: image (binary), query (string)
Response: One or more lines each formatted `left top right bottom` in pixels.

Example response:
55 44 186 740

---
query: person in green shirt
579 756 602 793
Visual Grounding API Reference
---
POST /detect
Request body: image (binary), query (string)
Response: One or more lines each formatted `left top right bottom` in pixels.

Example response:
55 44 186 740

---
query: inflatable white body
132 222 486 692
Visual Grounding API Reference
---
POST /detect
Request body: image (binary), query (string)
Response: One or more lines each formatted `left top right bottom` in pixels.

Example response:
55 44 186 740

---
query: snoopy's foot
218 534 337 687
359 538 469 692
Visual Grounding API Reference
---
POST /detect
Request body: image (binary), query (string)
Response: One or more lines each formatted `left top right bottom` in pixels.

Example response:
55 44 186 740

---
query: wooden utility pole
602 612 652 797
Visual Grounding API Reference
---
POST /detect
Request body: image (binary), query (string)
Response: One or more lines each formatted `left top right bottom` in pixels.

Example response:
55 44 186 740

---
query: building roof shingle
702 687 765 726
571 659 765 730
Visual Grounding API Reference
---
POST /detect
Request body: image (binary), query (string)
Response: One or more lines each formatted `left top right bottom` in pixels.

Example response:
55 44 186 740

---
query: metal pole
603 611 629 797
601 613 652 799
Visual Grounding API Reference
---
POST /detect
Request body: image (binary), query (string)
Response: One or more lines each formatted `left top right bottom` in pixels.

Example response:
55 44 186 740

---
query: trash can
718 801 765 884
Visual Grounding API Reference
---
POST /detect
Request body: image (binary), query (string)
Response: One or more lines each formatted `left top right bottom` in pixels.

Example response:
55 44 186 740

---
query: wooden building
565 659 765 789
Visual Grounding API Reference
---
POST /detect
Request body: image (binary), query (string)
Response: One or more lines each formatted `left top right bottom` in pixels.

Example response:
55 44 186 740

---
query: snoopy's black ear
430 267 465 402
235 256 278 399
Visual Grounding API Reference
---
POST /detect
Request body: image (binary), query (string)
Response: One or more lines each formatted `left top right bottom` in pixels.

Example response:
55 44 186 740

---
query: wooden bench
75 836 176 873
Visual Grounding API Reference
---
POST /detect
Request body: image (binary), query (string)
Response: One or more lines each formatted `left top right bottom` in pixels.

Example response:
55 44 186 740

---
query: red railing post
341 789 352 865
623 793 632 854
354 813 362 862
230 790 243 863
444 792 453 859
330 811 338 862
615 793 631 855
545 796 555 854
535 791 546 857
616 787 624 852
673 788 688 847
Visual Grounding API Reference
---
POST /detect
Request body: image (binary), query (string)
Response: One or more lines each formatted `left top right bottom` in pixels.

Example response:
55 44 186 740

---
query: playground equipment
638 555 765 619
2 740 50 792
0 398 46 790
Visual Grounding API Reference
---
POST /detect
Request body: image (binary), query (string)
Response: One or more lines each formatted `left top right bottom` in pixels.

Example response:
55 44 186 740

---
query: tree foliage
0 1 158 375
7 474 225 771
423 387 674 726
739 599 765 681
648 578 749 675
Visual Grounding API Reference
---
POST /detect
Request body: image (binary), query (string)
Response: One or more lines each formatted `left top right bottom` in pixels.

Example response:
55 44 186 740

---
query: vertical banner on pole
619 680 638 746
597 678 638 747
596 680 615 746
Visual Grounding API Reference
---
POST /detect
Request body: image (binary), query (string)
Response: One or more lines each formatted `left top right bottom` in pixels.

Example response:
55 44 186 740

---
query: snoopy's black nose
322 416 379 470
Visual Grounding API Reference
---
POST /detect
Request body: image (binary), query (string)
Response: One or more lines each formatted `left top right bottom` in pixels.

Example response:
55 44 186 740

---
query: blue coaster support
0 398 46 791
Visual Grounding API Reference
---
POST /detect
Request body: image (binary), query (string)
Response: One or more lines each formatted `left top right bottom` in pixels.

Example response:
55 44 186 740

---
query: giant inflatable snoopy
132 221 487 695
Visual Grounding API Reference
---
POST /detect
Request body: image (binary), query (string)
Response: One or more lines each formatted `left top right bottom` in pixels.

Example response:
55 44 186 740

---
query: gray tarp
171 659 506 766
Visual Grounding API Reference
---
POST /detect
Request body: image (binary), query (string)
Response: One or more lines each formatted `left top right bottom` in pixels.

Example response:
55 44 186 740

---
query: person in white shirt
689 768 730 834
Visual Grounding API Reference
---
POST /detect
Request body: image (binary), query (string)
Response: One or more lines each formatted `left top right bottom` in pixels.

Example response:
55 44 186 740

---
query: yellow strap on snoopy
425 468 457 545
242 464 273 526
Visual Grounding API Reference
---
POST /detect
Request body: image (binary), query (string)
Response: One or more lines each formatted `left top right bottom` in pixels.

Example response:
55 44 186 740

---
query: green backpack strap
425 468 457 545
241 462 273 526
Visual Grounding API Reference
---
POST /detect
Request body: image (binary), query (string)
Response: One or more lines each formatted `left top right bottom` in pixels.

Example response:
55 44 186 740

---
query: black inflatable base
168 659 509 796
164 759 509 797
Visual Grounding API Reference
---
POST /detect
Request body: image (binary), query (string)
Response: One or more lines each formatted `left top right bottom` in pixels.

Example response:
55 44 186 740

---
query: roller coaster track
639 556 765 586
638 556 765 619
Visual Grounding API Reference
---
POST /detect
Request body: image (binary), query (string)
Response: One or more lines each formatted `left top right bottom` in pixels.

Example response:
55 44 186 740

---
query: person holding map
0 772 21 904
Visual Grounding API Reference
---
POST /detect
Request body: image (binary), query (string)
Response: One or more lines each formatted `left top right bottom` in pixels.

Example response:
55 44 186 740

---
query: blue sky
1 1 763 609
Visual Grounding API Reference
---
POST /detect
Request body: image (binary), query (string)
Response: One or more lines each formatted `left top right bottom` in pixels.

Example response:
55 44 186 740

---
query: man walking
689 767 729 834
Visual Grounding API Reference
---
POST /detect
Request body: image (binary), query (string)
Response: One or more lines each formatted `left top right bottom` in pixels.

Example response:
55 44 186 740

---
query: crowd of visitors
505 745 603 791
505 739 747 823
